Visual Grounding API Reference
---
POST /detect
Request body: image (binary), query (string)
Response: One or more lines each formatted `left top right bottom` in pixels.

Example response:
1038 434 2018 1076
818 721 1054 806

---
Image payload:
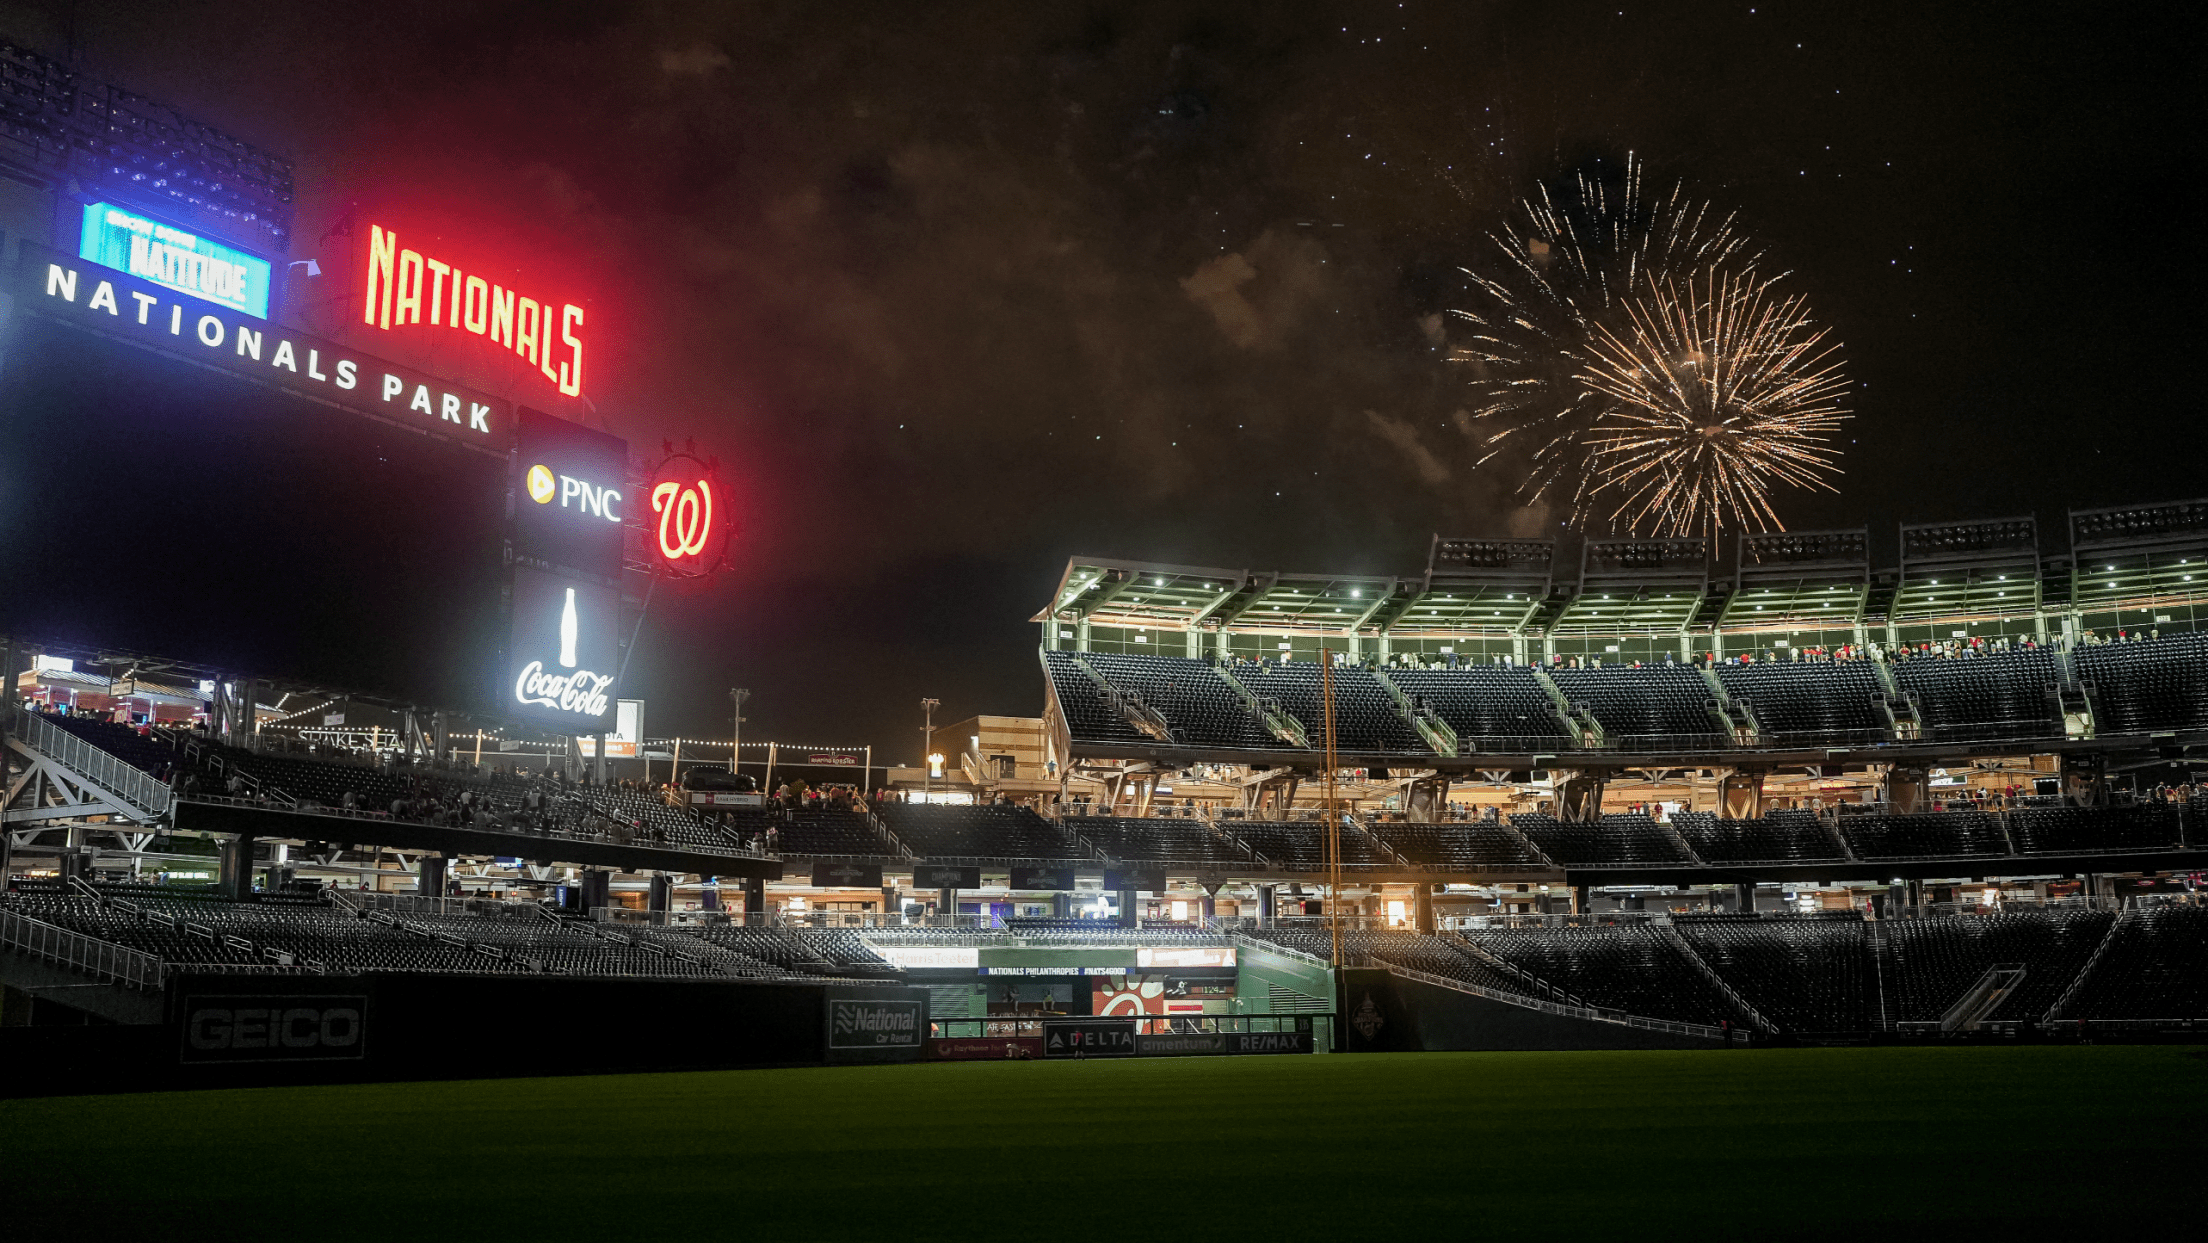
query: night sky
7 1 2196 758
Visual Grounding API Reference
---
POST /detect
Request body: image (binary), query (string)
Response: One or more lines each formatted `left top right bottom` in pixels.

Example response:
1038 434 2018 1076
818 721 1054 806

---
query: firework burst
1578 270 1850 536
1450 155 1846 534
1450 155 1755 523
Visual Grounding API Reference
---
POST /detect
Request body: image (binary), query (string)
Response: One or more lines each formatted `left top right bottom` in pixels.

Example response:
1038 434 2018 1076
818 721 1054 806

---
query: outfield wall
1336 969 1727 1052
1 970 929 1098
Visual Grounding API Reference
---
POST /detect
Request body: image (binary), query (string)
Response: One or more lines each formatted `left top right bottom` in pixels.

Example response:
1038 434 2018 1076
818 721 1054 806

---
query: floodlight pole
729 688 750 775
921 698 940 802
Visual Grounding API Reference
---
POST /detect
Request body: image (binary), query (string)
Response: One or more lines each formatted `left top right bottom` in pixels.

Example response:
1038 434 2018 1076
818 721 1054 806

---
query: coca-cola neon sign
360 225 585 397
648 446 732 578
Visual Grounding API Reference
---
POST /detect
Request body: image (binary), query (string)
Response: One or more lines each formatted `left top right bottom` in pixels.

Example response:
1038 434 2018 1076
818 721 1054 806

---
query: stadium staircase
1528 669 1604 747
1654 919 1776 1034
1697 666 1763 745
5 704 175 826
2039 904 2132 1024
1213 664 1311 749
2052 649 2097 739
1369 669 1460 757
1070 656 1176 743
1868 661 1923 741
1938 963 2028 1032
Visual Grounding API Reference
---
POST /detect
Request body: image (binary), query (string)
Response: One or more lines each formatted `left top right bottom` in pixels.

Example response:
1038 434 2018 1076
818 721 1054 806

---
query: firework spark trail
1450 155 1846 534
1448 154 1761 525
1578 268 1850 535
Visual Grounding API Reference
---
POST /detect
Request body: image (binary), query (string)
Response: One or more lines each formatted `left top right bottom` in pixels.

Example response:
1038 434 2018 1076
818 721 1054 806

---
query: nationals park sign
15 243 512 452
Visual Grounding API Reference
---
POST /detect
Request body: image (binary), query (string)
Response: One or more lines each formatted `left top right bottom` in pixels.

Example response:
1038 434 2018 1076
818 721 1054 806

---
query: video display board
513 406 627 583
78 202 273 318
504 565 620 733
0 315 507 707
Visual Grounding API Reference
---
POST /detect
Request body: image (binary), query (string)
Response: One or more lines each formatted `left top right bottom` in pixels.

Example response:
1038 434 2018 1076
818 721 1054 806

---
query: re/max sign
17 244 512 449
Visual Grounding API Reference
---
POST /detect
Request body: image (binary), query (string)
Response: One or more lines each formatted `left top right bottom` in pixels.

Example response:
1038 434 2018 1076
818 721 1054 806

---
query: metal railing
8 704 174 820
0 907 167 989
1386 963 1726 1042
171 792 780 863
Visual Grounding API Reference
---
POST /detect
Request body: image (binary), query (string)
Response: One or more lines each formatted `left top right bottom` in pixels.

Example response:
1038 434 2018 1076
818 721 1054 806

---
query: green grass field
6 1047 2200 1239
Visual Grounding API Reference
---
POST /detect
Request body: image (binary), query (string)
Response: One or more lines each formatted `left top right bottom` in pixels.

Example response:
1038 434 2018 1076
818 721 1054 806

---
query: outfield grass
6 1046 2200 1239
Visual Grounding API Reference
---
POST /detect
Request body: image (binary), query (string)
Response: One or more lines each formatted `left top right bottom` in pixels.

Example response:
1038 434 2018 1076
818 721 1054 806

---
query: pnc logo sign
527 463 621 521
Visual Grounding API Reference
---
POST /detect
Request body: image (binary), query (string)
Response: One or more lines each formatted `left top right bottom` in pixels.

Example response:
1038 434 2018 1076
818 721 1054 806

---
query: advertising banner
576 700 643 758
1009 866 1077 891
925 1036 1043 1061
826 999 923 1055
178 995 368 1063
1133 1031 1312 1057
1040 1018 1136 1058
18 243 512 452
912 864 981 889
810 862 883 888
79 202 273 318
872 946 980 970
505 567 619 733
1103 868 1166 893
514 405 629 583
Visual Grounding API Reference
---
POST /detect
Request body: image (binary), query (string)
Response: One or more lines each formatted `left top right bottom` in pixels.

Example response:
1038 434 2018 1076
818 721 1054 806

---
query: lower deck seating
1673 915 1872 1035
2062 905 2208 1020
1885 910 2116 1023
1459 923 1742 1027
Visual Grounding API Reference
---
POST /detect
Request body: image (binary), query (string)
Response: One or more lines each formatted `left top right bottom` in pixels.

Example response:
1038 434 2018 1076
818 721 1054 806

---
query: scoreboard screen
0 315 508 709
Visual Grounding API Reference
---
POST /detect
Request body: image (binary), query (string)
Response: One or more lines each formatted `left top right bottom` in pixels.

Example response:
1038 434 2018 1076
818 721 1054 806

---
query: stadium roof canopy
1033 498 2208 646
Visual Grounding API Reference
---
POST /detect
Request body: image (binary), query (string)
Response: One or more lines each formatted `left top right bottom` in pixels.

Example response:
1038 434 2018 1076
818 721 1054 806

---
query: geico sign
528 463 622 521
22 249 509 448
179 996 368 1062
363 225 585 397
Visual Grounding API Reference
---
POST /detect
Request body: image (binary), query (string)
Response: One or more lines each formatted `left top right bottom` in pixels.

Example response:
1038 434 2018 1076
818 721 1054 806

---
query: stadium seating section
9 881 2207 1031
1073 815 1252 866
1047 645 2208 755
1549 664 1728 750
874 803 1087 860
1890 648 2061 741
1388 665 1574 748
1715 660 1888 743
1510 813 1696 867
1885 910 2116 1023
2074 632 2208 734
1671 810 1844 863
1838 811 2012 859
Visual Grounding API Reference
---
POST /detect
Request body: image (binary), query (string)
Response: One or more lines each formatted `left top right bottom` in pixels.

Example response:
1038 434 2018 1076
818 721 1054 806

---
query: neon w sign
647 449 731 578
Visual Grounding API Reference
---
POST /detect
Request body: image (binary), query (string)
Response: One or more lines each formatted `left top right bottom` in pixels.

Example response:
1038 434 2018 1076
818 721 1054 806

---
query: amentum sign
17 244 512 450
79 202 273 318
507 566 619 732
